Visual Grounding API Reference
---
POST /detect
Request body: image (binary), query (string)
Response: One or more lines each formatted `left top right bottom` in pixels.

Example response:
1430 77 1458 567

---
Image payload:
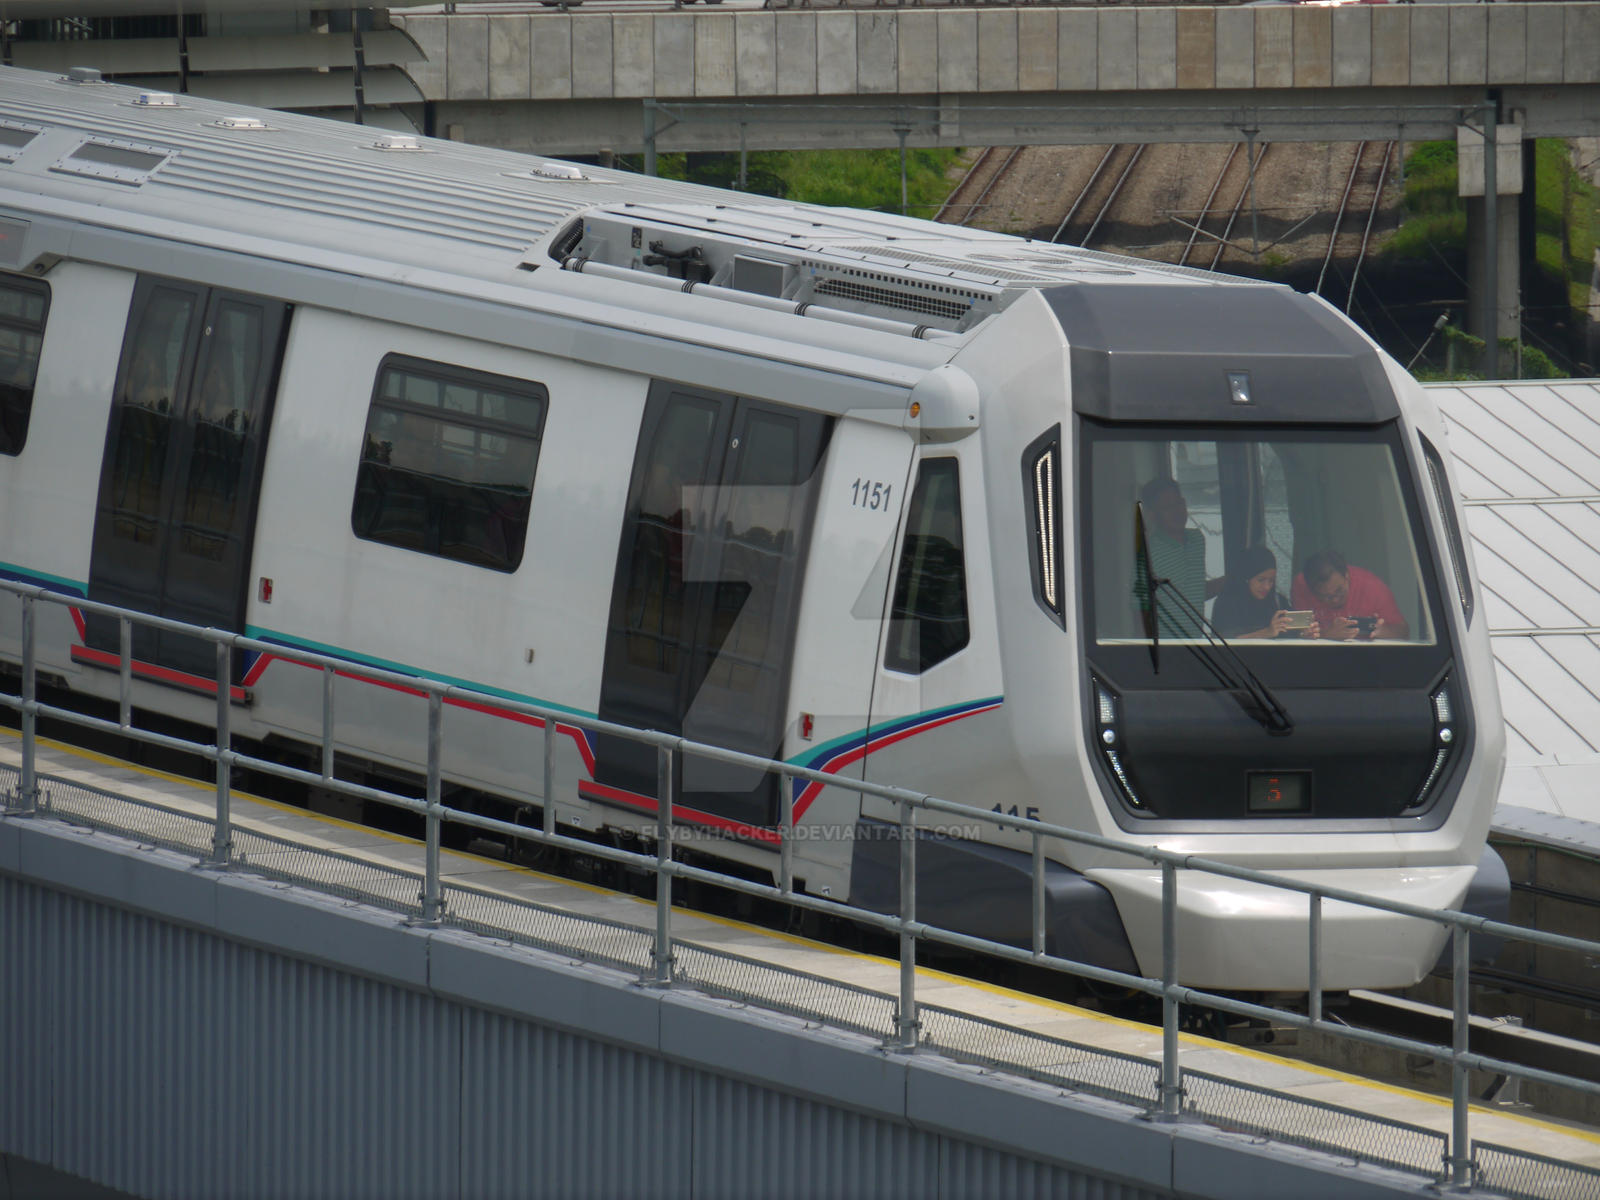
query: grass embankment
645 147 965 217
1386 139 1598 378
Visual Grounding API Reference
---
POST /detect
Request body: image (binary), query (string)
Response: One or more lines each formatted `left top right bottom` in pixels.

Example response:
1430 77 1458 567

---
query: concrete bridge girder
420 86 1600 159
394 4 1600 156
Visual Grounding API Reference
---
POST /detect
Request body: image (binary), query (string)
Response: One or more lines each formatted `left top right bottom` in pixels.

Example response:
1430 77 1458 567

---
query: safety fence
4 580 1600 1196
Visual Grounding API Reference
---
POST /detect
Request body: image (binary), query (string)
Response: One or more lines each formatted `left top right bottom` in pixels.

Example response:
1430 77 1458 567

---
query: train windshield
1085 426 1439 648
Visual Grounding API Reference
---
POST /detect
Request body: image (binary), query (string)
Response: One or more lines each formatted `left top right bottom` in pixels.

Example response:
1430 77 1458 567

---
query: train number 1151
850 478 893 510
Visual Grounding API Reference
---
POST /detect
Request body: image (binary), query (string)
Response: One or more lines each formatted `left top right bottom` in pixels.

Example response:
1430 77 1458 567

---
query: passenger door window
86 277 289 682
0 273 50 456
595 383 830 829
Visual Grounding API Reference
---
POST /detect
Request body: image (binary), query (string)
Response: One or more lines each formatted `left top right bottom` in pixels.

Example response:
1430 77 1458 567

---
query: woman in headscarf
1212 545 1302 639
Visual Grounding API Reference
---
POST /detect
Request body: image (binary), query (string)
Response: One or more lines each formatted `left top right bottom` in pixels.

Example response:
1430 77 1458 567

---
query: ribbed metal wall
0 878 53 1169
692 1074 942 1199
0 874 1169 1200
458 1007 695 1199
4 877 460 1200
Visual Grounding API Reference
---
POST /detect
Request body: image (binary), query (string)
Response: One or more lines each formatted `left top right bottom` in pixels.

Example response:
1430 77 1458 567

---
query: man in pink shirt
1291 550 1409 641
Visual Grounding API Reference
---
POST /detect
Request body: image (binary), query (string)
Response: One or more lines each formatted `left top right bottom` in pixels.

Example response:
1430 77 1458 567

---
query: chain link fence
1474 1141 1600 1200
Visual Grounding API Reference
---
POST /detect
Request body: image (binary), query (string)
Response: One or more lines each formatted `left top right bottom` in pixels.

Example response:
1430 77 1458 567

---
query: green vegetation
1412 325 1567 381
1383 140 1466 263
1532 139 1600 313
1389 137 1596 377
641 147 966 216
1386 139 1598 297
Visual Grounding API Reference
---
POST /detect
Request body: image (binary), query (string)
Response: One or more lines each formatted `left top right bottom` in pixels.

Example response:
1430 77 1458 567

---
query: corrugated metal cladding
1431 381 1600 765
2 877 459 1200
0 874 1171 1200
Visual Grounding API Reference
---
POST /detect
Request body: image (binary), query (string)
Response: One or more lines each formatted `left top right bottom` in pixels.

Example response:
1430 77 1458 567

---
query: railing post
651 743 675 986
542 716 556 836
1308 892 1323 1025
893 796 919 1051
117 615 132 729
320 665 335 781
210 639 232 865
1449 923 1474 1188
1159 859 1182 1119
14 594 38 814
1031 831 1046 957
420 690 443 923
779 773 794 896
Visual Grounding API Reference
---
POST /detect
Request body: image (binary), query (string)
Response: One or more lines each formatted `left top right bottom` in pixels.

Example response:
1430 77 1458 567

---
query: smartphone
1284 610 1314 629
1350 615 1379 635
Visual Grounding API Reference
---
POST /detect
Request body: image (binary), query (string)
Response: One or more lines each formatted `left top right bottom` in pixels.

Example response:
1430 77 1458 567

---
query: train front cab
856 281 1509 995
1056 282 1508 992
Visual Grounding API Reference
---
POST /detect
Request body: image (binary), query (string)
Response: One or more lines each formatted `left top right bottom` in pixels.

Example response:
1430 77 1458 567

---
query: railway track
1169 141 1272 271
1049 143 1144 249
934 146 1022 226
1315 139 1394 311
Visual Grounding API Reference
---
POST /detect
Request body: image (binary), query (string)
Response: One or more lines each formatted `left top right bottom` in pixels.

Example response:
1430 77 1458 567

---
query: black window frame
1419 432 1474 627
885 456 970 674
1023 424 1065 627
350 353 548 573
0 272 51 457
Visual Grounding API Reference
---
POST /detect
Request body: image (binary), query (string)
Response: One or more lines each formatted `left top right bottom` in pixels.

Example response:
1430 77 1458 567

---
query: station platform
4 727 1599 1198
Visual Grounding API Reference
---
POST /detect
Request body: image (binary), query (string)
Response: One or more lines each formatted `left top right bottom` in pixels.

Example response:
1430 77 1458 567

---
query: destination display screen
1247 771 1312 815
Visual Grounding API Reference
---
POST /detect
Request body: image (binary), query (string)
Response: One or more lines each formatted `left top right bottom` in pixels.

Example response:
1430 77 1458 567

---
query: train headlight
1406 679 1459 811
1093 679 1144 809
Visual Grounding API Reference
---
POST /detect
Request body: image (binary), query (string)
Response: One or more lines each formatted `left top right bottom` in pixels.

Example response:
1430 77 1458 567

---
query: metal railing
4 580 1600 1193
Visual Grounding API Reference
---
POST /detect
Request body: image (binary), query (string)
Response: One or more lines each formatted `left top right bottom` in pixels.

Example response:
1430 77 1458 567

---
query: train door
592 380 830 829
84 276 290 680
860 450 998 821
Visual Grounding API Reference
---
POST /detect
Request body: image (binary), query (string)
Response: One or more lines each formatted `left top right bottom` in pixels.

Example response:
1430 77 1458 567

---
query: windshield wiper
1135 502 1294 737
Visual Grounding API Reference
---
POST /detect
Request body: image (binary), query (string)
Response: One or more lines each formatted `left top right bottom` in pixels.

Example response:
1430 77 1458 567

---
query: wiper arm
1151 580 1294 736
1134 501 1293 736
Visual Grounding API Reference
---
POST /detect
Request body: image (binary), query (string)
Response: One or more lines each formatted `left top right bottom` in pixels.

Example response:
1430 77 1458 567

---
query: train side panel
0 263 132 678
242 307 647 811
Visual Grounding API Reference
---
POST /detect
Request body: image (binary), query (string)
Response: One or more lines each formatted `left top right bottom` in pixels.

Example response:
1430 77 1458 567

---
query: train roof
0 64 1248 338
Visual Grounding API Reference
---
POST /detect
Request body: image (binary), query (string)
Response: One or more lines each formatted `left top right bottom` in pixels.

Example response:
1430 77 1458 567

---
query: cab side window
351 355 547 572
886 458 969 672
0 274 50 456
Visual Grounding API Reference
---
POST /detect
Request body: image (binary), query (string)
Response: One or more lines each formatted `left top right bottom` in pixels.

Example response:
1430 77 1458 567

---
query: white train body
0 67 1506 990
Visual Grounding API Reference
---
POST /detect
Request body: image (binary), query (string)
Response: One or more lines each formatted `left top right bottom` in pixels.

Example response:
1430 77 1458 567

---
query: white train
0 66 1506 991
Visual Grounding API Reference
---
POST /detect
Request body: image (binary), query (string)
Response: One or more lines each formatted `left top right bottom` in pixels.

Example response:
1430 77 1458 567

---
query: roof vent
62 67 103 84
369 133 425 152
509 162 586 182
133 92 179 108
212 116 271 132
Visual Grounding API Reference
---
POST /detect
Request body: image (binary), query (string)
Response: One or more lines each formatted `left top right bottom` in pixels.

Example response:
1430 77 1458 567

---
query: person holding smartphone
1213 545 1316 640
1292 549 1409 641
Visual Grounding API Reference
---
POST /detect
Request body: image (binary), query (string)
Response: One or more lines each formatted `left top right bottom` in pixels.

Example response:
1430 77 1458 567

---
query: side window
1024 425 1064 626
1420 433 1473 625
886 458 969 673
0 274 50 456
351 355 547 572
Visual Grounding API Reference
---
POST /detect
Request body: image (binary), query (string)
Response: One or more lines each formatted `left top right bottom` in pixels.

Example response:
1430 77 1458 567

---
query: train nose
1083 864 1481 991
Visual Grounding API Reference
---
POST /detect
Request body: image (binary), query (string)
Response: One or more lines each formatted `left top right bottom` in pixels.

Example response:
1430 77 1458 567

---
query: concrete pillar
1459 121 1522 372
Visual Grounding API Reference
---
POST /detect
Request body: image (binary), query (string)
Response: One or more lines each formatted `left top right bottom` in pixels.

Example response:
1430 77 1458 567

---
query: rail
4 581 1600 1192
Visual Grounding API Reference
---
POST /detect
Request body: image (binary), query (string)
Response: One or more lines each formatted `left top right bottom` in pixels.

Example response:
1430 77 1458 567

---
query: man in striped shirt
1133 477 1220 638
